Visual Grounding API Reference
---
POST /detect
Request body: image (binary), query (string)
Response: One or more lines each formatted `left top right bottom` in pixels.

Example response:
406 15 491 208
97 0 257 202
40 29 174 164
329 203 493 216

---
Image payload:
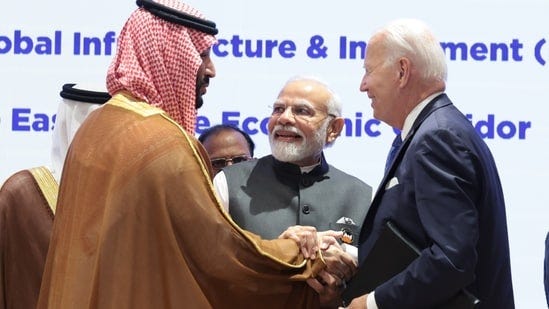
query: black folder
342 221 480 308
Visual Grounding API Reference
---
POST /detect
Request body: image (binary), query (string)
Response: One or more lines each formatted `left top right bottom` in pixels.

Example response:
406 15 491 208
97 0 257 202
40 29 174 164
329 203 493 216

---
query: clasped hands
279 225 358 307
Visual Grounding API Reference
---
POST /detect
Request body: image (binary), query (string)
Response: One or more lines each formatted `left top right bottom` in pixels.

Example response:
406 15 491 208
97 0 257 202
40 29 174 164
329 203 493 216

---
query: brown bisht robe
0 167 57 309
38 92 325 309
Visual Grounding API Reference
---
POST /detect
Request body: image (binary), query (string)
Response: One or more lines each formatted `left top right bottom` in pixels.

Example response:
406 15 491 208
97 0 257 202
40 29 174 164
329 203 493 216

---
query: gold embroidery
108 92 166 117
29 166 59 214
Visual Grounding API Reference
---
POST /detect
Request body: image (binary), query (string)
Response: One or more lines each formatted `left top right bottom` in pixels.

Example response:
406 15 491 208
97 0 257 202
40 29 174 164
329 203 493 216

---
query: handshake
279 225 358 307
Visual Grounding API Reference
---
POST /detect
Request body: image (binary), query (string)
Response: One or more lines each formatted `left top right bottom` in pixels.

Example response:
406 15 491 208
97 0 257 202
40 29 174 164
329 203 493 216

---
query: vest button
302 205 310 214
301 178 313 187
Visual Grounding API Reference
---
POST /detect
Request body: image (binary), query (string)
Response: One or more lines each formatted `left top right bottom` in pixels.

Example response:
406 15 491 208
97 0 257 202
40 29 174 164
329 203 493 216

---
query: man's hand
322 244 357 282
307 270 344 308
278 225 320 259
317 230 344 250
346 294 368 309
307 245 358 308
279 227 345 259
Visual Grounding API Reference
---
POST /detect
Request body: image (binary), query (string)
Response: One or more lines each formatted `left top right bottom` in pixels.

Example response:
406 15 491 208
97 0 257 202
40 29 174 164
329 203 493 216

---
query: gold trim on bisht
109 92 165 117
29 166 59 214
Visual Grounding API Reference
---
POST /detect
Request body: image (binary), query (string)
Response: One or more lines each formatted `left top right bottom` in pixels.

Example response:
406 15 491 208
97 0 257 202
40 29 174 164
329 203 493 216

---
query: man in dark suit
346 19 514 308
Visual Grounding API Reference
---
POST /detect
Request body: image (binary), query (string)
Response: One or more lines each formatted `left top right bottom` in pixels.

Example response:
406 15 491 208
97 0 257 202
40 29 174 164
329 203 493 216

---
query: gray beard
269 121 328 163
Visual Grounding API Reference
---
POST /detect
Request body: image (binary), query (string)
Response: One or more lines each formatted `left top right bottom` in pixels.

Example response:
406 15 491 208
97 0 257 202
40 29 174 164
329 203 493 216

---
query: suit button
301 178 313 187
302 205 310 214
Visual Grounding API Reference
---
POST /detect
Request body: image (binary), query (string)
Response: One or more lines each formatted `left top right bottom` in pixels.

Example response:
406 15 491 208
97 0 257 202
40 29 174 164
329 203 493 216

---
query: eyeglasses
210 155 250 169
269 103 337 122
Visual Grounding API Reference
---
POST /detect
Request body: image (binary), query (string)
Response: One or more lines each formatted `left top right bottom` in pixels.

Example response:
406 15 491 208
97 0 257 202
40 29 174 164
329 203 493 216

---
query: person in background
213 75 373 307
347 18 514 308
198 124 255 175
37 1 355 308
0 83 109 309
51 83 112 182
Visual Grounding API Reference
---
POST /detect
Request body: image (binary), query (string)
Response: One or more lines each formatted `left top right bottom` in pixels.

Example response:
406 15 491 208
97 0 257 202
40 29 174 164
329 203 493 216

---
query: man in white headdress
0 83 109 309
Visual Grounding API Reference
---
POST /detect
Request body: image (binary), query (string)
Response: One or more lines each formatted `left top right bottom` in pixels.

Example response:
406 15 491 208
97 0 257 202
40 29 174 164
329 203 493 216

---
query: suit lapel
383 93 452 181
359 94 453 243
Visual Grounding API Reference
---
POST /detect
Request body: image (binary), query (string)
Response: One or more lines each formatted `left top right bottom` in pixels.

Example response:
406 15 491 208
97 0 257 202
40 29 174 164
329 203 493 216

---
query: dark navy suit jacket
358 94 514 308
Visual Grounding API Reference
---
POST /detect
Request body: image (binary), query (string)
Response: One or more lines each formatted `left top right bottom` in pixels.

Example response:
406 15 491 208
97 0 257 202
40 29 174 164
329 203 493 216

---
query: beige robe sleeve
38 94 325 309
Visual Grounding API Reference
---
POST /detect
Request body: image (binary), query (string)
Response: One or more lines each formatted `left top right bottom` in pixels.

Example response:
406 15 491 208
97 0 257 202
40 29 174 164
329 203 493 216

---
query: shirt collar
401 91 444 139
272 153 329 177
300 162 320 173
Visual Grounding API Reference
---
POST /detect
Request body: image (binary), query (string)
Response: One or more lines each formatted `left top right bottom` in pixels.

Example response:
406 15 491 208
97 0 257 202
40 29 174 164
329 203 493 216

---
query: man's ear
326 117 344 144
398 57 411 87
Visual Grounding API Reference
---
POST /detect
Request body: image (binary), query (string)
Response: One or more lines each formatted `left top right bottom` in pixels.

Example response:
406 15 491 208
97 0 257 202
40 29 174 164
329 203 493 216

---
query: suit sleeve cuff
367 291 378 309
